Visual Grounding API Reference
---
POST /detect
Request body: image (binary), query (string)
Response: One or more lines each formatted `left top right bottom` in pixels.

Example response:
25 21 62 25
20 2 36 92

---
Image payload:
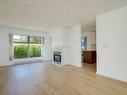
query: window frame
12 35 43 59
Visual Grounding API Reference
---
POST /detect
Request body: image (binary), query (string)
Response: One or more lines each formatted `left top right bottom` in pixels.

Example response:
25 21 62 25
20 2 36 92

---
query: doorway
81 31 96 73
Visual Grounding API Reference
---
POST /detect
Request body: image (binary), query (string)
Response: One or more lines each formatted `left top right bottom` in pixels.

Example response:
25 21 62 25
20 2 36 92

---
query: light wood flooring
0 62 127 95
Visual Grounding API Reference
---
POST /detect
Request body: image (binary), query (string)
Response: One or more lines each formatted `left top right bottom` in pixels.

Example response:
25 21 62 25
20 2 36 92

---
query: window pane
13 43 29 59
13 35 28 42
30 36 41 44
81 37 87 50
29 44 41 57
12 35 42 59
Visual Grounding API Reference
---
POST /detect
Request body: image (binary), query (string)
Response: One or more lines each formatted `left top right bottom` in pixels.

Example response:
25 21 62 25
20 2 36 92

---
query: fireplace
53 52 61 63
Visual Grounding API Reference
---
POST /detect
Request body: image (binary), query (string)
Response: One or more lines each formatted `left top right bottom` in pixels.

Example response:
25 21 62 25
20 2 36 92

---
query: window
29 36 42 58
13 35 28 43
13 35 43 59
81 37 87 50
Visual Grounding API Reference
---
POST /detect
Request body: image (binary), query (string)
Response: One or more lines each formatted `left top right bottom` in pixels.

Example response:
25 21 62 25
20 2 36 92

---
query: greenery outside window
13 35 43 59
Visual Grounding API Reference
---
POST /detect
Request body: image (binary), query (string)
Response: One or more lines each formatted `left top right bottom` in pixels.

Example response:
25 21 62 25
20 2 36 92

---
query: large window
13 35 43 59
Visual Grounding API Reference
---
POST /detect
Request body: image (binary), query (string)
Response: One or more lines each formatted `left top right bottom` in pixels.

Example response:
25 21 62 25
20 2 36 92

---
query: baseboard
96 71 127 83
0 64 11 67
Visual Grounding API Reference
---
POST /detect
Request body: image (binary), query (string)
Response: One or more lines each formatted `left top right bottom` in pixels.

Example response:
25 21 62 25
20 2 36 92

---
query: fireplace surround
53 52 61 63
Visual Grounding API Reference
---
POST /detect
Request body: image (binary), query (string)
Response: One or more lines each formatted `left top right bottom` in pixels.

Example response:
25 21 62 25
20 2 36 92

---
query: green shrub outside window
13 35 42 59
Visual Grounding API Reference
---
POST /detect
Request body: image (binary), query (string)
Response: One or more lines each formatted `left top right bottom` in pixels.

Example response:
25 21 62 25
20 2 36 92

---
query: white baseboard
96 71 127 83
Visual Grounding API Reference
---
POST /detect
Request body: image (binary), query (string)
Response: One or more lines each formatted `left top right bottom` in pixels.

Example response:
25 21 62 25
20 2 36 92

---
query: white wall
97 6 127 82
43 37 52 61
69 25 81 67
62 27 71 65
51 27 63 48
0 31 10 66
0 26 47 66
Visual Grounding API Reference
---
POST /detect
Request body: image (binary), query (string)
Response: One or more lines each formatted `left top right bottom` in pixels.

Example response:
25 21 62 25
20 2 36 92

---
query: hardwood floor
0 62 127 95
82 63 96 73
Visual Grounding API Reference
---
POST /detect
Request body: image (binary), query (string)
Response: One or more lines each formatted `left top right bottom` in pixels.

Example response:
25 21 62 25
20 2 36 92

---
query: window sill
10 57 43 64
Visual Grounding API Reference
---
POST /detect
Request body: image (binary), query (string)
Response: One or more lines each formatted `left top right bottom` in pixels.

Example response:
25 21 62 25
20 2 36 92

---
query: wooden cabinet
83 51 96 63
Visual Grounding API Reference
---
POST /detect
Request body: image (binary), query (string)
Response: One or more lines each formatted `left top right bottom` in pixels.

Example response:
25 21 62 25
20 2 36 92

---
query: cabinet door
84 51 92 63
84 51 96 63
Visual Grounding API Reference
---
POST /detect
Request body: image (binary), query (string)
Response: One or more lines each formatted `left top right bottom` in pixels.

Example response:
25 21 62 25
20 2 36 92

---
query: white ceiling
0 0 127 31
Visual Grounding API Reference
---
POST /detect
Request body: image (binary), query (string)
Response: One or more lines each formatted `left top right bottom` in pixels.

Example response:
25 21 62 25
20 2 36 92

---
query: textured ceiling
0 0 127 31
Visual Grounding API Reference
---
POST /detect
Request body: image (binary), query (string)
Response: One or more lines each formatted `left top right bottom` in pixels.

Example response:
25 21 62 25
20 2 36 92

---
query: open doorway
81 31 96 73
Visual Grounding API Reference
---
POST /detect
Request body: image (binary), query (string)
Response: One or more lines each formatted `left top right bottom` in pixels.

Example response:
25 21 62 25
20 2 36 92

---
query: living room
0 0 127 95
